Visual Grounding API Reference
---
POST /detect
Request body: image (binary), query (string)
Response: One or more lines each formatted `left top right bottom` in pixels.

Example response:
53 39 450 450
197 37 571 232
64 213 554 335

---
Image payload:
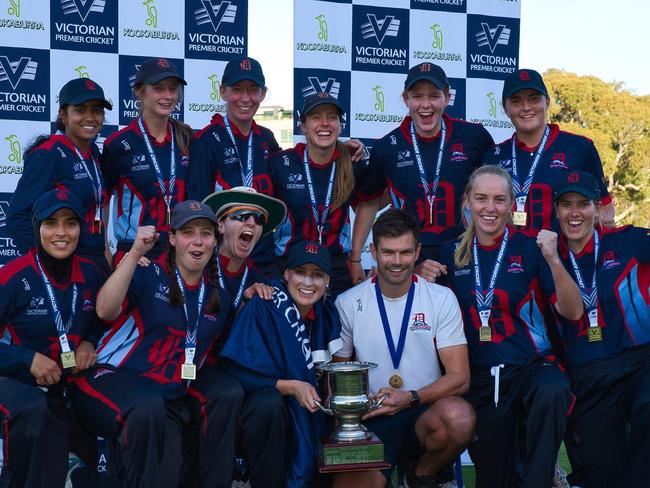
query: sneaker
551 463 570 488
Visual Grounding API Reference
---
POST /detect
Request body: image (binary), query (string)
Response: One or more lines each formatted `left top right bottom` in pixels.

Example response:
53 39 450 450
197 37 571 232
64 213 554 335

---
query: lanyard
34 254 77 354
71 145 103 222
374 280 415 371
510 125 550 212
568 231 600 328
138 117 176 224
174 270 206 367
224 116 254 188
472 227 509 329
303 149 336 244
216 254 249 309
410 119 446 225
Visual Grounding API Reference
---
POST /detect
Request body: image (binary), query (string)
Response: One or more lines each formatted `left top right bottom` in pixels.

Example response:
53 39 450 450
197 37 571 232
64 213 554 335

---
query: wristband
347 258 362 263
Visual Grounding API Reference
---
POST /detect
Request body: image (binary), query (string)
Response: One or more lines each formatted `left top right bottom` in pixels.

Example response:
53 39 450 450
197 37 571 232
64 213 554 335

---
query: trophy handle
369 394 388 410
314 400 333 416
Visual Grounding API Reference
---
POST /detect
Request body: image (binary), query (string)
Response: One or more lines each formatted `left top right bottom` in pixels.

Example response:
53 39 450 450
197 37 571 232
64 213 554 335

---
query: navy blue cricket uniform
269 143 368 297
7 135 108 265
0 250 103 487
441 229 574 488
360 114 494 254
483 124 611 235
556 226 650 487
69 257 243 488
101 118 190 260
188 114 279 273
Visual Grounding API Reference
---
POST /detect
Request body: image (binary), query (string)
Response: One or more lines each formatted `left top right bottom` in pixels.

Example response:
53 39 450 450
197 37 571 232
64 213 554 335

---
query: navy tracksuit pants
464 357 574 488
69 364 243 488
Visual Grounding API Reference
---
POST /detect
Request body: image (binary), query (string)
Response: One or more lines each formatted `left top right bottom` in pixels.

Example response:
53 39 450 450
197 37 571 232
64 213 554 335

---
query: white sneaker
551 463 570 488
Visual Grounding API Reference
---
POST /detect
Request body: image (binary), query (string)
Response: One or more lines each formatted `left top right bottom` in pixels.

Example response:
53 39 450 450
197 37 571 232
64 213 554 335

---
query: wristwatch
409 390 420 408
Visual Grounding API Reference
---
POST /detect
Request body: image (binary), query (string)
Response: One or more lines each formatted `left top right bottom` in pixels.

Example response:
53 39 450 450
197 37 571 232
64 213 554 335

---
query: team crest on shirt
396 150 413 168
223 147 238 165
287 173 305 190
450 143 468 162
181 156 190 167
155 283 170 303
499 159 512 169
131 154 149 171
507 255 524 273
27 297 47 316
203 312 217 322
410 312 431 332
550 153 569 169
82 290 94 312
93 368 115 379
601 251 620 270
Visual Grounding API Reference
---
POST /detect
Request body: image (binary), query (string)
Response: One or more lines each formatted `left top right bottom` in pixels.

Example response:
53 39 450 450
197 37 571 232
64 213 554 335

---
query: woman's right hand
30 352 62 386
131 226 159 258
349 260 367 284
278 379 321 412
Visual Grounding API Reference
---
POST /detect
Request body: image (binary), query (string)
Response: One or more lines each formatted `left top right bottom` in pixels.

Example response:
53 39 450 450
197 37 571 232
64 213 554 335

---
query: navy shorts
362 404 429 479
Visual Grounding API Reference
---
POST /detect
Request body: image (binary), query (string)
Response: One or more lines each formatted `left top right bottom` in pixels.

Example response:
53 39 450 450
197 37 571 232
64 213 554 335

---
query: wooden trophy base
318 433 391 473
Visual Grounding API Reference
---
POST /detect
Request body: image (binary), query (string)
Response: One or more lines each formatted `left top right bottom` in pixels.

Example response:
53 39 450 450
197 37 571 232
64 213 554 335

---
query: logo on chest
549 153 568 169
155 283 170 303
450 143 468 162
410 312 431 332
396 150 413 168
601 250 620 270
82 290 94 312
286 173 305 190
27 296 48 316
507 255 524 273
131 154 149 171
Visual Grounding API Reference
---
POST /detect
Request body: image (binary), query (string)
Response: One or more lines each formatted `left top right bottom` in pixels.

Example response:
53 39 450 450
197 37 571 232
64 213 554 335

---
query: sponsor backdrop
0 0 248 264
293 0 520 269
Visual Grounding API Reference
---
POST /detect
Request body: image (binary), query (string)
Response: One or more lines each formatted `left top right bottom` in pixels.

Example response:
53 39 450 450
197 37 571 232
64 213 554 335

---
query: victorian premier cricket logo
194 0 237 32
187 0 244 57
61 0 106 22
0 56 37 90
301 76 340 100
360 14 399 45
468 16 517 78
353 7 407 72
475 23 511 53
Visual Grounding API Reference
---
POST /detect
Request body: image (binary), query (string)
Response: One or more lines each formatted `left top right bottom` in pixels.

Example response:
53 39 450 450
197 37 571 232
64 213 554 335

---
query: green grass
459 443 571 487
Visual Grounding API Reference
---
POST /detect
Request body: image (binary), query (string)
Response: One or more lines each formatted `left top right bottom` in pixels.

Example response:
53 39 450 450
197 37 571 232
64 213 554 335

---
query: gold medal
61 351 77 369
389 373 403 388
513 211 527 227
587 327 602 342
479 326 492 342
181 363 196 380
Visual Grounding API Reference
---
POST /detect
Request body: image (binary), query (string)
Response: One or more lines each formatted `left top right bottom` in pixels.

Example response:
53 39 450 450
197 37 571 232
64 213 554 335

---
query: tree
544 69 650 226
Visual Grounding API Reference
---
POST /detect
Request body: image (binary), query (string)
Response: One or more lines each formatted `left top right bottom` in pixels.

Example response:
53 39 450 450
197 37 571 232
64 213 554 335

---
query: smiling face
39 208 80 260
504 88 549 141
467 173 513 245
218 207 265 261
301 104 341 153
59 101 105 150
169 219 217 281
402 80 450 137
555 192 597 252
371 232 420 295
283 263 329 317
221 80 266 131
135 78 180 120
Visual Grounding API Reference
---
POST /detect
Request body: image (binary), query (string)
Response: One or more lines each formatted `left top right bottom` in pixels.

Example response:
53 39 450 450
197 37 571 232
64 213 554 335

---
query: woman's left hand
244 282 275 301
73 341 98 374
343 139 369 162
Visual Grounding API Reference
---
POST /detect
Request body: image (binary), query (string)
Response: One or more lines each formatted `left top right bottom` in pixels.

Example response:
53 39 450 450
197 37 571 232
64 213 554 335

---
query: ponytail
332 141 355 209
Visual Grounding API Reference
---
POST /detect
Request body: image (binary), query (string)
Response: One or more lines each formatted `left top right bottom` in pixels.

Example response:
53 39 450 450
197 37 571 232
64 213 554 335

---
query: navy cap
502 69 548 104
170 201 218 230
300 92 343 120
59 78 112 110
134 58 187 86
286 242 331 276
222 56 265 88
554 171 600 202
32 190 84 222
404 62 449 91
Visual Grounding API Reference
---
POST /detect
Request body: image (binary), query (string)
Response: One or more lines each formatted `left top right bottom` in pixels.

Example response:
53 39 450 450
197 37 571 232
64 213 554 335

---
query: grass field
458 443 571 487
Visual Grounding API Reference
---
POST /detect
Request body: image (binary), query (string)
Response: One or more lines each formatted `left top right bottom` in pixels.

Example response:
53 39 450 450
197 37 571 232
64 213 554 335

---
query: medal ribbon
138 118 176 221
71 146 103 222
374 280 415 371
303 149 336 244
510 125 550 212
409 119 446 223
224 116 254 188
568 231 599 326
174 270 206 368
216 254 249 309
34 254 77 354
472 227 510 327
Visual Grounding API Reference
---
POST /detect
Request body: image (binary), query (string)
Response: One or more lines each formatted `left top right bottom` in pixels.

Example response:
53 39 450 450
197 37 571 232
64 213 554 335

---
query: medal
479 326 492 342
375 280 415 390
389 373 403 388
410 120 446 228
61 351 77 369
568 232 602 345
181 363 197 380
513 211 527 227
588 327 602 342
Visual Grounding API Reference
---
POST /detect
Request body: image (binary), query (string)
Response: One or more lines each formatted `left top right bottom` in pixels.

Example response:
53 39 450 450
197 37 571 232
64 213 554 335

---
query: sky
248 0 648 107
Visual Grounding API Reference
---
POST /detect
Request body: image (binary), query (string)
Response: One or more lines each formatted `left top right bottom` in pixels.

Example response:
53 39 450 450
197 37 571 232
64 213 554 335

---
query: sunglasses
228 210 268 226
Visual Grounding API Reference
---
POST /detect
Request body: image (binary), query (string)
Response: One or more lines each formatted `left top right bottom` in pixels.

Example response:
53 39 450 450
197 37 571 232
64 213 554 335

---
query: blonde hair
454 166 514 268
332 141 354 209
